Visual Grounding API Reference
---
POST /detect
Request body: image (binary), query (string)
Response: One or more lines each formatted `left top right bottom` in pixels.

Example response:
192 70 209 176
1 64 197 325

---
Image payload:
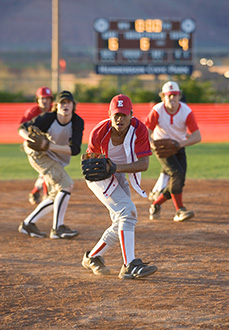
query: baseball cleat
82 251 110 275
149 203 161 220
173 207 195 222
28 191 41 205
50 225 79 239
18 222 47 238
119 258 158 280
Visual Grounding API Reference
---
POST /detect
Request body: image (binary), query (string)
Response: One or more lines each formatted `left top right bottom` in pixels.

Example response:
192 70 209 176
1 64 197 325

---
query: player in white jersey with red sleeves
81 94 158 280
145 81 201 222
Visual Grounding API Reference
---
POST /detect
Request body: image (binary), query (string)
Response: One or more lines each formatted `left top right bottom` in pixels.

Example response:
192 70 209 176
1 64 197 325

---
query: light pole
52 0 59 93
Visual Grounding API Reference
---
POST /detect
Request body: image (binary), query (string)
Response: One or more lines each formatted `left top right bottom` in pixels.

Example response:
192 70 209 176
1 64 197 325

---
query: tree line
0 77 228 103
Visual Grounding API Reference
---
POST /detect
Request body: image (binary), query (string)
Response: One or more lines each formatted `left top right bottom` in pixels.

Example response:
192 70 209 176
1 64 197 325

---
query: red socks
153 192 184 211
171 193 184 211
153 193 167 205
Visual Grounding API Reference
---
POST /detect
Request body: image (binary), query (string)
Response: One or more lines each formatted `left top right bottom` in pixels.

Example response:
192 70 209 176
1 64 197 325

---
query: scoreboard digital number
94 18 196 75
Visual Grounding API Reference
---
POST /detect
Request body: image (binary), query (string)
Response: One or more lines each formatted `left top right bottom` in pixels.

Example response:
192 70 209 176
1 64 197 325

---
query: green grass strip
0 143 228 180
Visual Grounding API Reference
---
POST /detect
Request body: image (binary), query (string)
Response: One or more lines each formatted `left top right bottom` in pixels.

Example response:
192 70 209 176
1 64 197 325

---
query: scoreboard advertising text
94 18 196 75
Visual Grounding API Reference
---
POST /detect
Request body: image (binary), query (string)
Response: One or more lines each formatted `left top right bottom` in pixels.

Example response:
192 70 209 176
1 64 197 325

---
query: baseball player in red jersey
81 94 158 279
18 87 53 205
145 81 201 222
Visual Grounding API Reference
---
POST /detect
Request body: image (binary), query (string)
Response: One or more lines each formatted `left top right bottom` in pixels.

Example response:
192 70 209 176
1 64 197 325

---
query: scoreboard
94 18 196 75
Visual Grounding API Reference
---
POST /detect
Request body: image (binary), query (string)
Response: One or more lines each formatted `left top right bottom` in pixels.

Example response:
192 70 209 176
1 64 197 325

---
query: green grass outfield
0 143 228 180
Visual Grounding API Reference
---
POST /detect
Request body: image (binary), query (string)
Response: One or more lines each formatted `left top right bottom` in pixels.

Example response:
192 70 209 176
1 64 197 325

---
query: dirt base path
1 179 228 330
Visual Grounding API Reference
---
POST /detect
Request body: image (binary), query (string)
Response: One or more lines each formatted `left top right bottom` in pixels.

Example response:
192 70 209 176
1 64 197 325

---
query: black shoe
50 225 79 239
18 222 47 238
82 251 110 275
28 191 41 205
119 259 158 279
173 207 194 222
149 203 161 220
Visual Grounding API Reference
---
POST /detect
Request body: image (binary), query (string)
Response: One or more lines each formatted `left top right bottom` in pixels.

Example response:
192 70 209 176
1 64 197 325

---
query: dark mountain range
0 0 228 55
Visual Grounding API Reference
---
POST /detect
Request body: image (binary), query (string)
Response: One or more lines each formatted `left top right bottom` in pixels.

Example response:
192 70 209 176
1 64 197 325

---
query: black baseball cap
56 91 74 103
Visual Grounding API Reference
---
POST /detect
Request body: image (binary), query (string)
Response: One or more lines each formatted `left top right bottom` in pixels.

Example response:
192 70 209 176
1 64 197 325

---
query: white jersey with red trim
145 101 199 142
86 117 152 198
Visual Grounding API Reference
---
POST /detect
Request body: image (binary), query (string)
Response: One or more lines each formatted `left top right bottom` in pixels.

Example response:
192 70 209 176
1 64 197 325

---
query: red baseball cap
36 87 53 98
109 94 132 116
162 81 180 95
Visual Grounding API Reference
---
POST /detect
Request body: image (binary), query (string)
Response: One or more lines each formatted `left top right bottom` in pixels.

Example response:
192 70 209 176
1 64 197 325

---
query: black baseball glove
152 138 180 158
27 126 50 152
81 153 116 181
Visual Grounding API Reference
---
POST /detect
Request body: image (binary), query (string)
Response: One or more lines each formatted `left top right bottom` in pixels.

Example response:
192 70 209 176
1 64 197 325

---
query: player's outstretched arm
116 156 149 173
179 129 201 148
49 143 72 155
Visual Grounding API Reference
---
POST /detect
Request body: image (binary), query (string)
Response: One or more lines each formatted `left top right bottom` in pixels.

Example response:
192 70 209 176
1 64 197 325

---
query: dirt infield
1 179 228 330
